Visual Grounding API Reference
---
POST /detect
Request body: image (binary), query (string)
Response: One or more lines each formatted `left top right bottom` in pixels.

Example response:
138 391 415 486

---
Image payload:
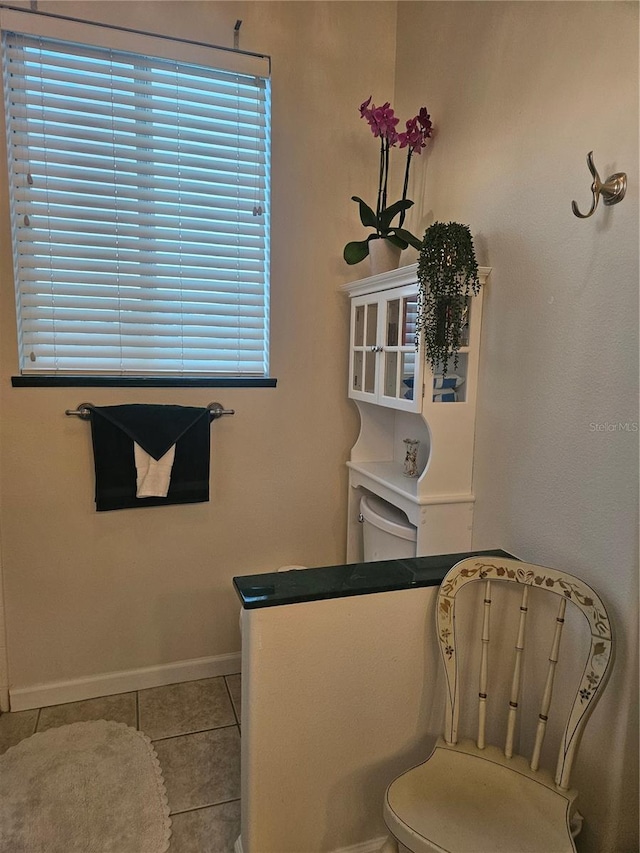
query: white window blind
2 14 270 376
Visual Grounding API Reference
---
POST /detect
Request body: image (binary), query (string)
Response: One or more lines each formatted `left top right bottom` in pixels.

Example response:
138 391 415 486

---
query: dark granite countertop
233 549 514 609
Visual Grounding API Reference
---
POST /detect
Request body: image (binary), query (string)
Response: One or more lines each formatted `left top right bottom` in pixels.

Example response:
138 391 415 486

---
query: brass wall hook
571 151 627 219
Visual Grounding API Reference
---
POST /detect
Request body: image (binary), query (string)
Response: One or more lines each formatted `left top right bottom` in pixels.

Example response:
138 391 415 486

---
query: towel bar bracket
207 402 236 419
65 401 235 420
65 402 93 419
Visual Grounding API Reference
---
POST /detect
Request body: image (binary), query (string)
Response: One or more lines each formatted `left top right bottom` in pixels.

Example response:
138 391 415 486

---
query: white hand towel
134 442 176 498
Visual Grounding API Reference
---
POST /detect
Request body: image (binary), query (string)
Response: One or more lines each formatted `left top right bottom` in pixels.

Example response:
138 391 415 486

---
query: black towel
89 404 210 512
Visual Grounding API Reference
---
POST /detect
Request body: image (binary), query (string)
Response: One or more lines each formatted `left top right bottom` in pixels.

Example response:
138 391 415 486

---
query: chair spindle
505 585 529 759
477 580 491 749
530 596 567 771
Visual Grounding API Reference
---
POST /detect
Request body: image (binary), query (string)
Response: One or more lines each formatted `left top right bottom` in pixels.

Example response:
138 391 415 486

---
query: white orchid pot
368 238 401 276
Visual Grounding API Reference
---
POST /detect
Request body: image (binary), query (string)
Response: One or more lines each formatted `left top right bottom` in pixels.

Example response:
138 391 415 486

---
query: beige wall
395 3 638 852
0 2 396 689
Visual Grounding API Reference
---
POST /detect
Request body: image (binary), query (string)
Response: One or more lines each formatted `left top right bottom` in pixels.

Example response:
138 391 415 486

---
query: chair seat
384 739 578 853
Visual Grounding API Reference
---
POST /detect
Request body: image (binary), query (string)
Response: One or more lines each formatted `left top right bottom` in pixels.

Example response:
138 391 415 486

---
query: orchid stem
382 139 389 219
399 149 412 228
376 137 384 231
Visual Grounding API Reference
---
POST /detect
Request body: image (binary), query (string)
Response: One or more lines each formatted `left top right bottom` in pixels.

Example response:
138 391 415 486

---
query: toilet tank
360 494 417 562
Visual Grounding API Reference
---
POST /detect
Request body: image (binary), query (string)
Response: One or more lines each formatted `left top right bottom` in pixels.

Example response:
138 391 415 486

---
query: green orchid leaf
351 196 377 229
343 239 371 265
379 199 414 230
394 228 422 250
387 233 408 250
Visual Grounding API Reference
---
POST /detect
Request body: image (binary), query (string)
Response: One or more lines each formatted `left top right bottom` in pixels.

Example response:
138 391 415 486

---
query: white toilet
360 493 417 561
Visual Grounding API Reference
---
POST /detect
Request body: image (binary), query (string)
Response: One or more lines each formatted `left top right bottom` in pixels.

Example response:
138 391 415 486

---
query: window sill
11 376 278 388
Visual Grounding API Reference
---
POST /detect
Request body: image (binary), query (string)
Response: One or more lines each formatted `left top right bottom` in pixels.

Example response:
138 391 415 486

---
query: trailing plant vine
416 222 480 375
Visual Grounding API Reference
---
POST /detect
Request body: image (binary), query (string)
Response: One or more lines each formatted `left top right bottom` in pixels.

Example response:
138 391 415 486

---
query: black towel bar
64 402 235 420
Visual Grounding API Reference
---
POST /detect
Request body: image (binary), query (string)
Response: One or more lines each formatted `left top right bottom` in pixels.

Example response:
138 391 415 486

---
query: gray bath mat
0 719 172 852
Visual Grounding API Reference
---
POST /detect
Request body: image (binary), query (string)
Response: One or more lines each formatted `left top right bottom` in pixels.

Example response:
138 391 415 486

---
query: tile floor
0 674 242 852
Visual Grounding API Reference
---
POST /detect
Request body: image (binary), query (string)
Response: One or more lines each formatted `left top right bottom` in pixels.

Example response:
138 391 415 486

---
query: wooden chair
383 557 613 853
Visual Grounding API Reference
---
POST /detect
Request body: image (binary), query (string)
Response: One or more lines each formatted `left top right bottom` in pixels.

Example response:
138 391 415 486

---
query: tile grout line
223 674 240 726
150 721 239 744
170 797 241 817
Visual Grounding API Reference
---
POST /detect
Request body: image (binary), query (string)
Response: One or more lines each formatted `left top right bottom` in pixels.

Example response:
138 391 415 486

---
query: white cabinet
341 263 491 559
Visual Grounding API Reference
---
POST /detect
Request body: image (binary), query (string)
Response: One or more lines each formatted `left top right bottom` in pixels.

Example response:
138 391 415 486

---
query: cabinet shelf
347 460 475 506
348 460 419 501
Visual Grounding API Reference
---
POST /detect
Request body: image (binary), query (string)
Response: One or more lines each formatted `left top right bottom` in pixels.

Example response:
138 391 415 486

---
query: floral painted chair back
437 557 613 790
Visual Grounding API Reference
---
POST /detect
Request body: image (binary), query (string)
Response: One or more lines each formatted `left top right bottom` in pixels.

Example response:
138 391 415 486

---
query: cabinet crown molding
339 263 492 299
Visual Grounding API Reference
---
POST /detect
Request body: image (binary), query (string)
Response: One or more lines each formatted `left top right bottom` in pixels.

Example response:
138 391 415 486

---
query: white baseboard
234 836 386 853
9 651 241 711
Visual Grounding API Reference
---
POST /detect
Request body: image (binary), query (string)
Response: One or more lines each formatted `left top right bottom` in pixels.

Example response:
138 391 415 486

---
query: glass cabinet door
380 288 421 411
401 293 418 402
364 302 378 394
383 297 400 398
350 298 380 401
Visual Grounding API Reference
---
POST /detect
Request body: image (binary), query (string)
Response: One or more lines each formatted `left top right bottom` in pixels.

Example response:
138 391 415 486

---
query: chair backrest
437 557 613 790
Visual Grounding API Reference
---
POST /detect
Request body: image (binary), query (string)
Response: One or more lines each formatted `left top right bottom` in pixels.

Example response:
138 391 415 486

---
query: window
1 9 271 379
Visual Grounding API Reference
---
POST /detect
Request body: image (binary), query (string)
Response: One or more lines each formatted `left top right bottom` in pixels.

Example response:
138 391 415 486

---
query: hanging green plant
416 222 480 375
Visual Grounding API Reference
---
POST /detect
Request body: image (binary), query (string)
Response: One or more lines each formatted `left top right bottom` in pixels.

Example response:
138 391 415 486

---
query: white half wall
239 588 445 853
